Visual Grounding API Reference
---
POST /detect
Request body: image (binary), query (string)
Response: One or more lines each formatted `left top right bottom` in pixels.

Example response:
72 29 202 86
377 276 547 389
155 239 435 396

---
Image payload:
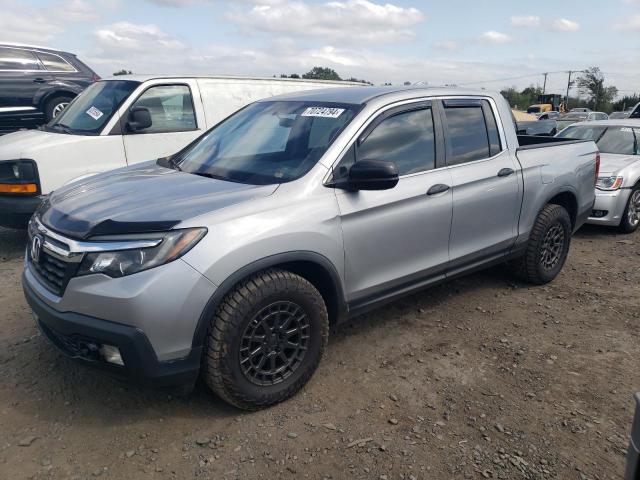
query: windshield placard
301 107 345 118
85 106 104 121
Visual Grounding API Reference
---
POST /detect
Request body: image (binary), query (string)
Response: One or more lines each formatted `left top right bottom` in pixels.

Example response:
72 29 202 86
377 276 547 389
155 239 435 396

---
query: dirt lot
0 224 638 480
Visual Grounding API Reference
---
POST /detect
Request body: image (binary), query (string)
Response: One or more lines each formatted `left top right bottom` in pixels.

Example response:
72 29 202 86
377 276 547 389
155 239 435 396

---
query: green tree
113 69 132 76
612 94 640 112
576 67 618 111
302 67 342 81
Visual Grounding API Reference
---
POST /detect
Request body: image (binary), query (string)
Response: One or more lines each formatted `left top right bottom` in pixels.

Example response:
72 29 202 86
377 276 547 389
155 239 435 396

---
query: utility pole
542 73 548 95
565 71 574 111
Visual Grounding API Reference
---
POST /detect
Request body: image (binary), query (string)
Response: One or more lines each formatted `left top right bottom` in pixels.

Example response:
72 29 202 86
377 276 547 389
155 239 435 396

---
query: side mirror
127 106 152 132
344 159 399 191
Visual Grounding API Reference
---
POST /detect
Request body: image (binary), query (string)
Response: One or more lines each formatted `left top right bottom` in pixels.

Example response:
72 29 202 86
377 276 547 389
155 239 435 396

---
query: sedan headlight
78 228 207 278
595 176 624 191
0 159 39 194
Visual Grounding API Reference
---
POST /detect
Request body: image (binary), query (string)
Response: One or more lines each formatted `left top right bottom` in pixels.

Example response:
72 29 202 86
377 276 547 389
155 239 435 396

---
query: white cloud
228 0 425 43
0 0 100 45
550 18 580 32
614 14 640 30
480 31 512 44
510 15 540 27
433 40 457 52
94 22 186 54
144 0 212 5
63 0 100 22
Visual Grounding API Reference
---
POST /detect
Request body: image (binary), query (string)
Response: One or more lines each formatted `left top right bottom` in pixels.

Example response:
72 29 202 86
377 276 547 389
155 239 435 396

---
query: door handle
427 184 450 195
497 168 515 177
33 78 46 83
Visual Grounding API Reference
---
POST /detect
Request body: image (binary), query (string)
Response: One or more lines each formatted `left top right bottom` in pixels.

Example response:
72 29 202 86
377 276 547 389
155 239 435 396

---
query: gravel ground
0 224 638 480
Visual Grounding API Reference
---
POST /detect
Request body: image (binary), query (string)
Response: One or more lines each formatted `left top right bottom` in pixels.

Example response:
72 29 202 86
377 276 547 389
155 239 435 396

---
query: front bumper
0 194 44 228
587 188 631 227
23 275 202 388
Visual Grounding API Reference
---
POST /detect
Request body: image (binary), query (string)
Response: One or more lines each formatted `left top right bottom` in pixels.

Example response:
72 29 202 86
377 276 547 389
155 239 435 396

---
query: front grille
27 218 82 296
29 250 78 295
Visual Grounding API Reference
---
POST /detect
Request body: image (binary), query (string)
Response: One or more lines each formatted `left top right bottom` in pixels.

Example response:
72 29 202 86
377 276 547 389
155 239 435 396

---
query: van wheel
619 186 640 233
203 269 328 410
512 204 572 285
45 95 73 121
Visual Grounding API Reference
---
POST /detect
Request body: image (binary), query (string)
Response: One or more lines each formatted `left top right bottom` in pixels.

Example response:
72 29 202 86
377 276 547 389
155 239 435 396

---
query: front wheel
512 204 572 285
619 186 640 234
45 95 74 121
203 269 328 410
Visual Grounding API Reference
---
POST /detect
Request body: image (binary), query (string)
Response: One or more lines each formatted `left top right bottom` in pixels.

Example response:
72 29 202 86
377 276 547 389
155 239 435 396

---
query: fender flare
191 251 347 349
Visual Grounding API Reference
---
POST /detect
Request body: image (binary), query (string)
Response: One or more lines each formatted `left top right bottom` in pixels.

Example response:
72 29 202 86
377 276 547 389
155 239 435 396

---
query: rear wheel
202 269 328 410
512 204 572 284
45 95 74 121
619 186 640 233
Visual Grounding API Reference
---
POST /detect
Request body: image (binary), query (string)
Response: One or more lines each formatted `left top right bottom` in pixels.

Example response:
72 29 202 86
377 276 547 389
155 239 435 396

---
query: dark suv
0 44 99 134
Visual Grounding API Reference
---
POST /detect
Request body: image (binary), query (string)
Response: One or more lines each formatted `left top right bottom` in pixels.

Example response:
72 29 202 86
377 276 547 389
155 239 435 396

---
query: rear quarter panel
515 141 597 244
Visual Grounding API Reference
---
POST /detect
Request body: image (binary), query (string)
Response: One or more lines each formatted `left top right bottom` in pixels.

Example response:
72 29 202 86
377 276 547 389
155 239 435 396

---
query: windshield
557 125 639 155
175 101 359 185
47 80 140 135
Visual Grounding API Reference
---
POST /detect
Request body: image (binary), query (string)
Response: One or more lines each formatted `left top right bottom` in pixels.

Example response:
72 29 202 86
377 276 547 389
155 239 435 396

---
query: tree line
502 67 637 114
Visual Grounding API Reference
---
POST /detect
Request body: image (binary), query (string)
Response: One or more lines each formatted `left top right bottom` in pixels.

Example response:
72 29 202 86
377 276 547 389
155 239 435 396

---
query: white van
0 75 360 227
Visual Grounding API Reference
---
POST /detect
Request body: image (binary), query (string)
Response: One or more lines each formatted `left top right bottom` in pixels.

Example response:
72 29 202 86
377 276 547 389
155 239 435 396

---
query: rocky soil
0 225 638 479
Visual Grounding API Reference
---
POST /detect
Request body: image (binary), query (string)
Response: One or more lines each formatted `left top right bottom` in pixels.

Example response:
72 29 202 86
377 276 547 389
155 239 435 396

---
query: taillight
91 73 101 82
594 152 600 185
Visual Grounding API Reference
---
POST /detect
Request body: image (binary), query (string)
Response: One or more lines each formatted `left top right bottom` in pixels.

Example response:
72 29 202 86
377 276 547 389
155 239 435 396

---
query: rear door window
128 84 196 134
0 47 41 71
443 103 492 165
36 51 75 72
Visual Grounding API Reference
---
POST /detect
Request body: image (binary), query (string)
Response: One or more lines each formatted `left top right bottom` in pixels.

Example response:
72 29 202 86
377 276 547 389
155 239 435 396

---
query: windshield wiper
50 123 75 134
168 156 182 172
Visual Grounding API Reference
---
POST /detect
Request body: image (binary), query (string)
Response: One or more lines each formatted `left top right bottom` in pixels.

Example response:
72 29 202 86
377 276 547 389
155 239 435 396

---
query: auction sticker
86 106 104 121
301 107 345 118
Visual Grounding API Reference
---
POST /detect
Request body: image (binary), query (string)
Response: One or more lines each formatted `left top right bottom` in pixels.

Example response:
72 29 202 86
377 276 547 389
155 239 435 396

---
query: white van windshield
174 101 359 185
47 80 140 135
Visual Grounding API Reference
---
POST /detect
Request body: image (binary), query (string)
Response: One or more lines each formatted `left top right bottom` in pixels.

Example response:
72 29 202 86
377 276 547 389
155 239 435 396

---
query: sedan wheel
620 188 640 233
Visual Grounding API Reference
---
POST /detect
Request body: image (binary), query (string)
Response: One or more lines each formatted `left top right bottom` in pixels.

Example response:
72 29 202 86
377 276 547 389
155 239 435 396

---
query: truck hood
598 153 640 175
0 129 83 159
39 163 278 239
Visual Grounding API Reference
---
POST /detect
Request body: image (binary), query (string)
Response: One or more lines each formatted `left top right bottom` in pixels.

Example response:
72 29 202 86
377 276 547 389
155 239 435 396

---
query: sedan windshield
557 125 639 155
47 80 140 135
175 101 359 185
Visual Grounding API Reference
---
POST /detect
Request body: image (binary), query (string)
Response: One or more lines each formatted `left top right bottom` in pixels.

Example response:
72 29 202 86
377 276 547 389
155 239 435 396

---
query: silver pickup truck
21 86 598 409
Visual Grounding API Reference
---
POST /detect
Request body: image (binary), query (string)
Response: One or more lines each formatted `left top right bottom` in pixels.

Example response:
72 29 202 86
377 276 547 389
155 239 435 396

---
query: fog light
591 210 608 218
99 344 124 366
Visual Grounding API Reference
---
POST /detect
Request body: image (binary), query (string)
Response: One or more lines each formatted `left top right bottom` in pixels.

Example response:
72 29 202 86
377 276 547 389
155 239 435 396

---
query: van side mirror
329 160 399 191
127 106 152 132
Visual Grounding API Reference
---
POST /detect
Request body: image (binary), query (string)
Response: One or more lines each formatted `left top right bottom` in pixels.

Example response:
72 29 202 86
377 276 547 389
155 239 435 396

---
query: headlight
0 159 39 194
595 176 623 191
78 228 207 278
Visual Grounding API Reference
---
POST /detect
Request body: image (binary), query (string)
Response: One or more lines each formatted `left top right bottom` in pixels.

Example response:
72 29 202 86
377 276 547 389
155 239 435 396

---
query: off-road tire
512 204 572 285
45 95 74 121
619 185 640 234
203 269 328 410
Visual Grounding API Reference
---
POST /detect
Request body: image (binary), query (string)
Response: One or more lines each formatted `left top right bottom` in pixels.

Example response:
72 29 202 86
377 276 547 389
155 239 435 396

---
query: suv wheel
45 95 74 121
203 269 329 410
512 203 572 285
619 186 640 233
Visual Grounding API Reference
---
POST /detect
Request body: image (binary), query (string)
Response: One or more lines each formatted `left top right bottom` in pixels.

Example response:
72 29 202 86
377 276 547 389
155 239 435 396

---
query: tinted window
557 125 638 155
483 101 502 156
444 106 491 165
36 51 75 72
0 47 41 70
129 85 196 134
176 101 357 185
358 108 436 176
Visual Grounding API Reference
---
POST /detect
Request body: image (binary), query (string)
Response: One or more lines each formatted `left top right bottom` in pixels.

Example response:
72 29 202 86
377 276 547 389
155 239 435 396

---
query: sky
1 0 638 98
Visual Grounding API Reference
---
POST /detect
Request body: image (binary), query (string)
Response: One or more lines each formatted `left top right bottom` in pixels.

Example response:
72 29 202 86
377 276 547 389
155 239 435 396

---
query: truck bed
513 135 598 246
